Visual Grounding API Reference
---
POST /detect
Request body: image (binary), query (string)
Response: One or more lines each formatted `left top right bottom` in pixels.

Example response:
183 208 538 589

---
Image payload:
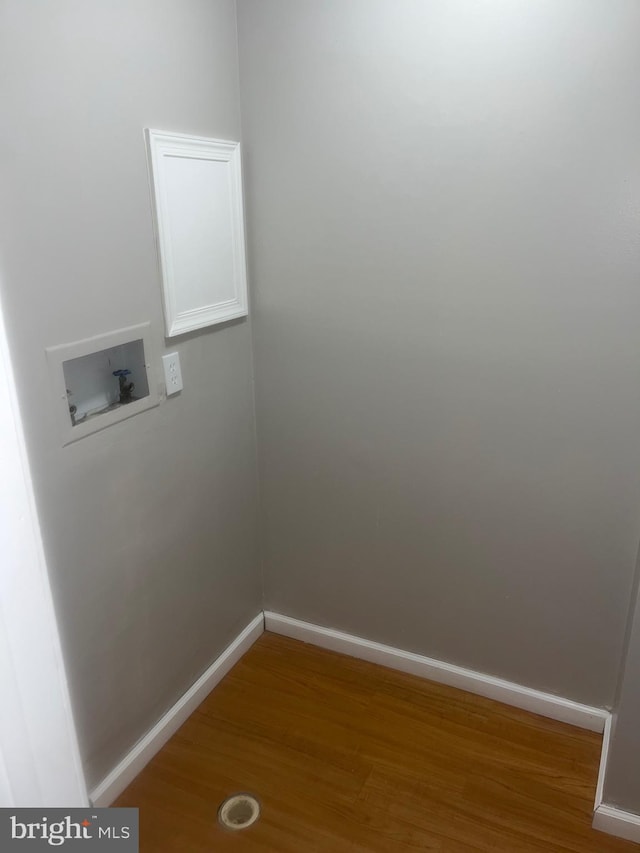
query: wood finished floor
115 633 637 852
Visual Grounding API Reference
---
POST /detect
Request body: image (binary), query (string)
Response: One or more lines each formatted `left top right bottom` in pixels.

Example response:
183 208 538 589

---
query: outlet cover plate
162 352 183 395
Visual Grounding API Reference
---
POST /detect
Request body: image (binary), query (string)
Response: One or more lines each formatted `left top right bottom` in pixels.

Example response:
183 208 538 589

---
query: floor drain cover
218 793 261 831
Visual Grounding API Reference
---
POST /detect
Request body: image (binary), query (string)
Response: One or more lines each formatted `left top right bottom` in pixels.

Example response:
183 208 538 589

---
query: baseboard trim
90 612 264 807
89 608 625 837
264 611 608 733
592 715 640 842
594 713 612 810
593 805 640 844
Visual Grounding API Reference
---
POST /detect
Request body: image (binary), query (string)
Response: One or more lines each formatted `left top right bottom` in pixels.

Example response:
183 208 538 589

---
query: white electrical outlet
162 352 183 395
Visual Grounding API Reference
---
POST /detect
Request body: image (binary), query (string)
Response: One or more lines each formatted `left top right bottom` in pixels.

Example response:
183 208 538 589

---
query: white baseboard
264 612 608 733
90 607 633 841
593 805 640 844
90 612 264 807
592 715 640 842
594 713 612 811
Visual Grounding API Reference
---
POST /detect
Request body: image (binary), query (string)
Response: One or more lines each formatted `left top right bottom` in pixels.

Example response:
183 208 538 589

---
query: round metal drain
218 793 261 831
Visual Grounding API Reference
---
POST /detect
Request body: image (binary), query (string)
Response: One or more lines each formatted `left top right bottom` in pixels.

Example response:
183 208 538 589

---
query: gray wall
0 0 261 789
3 0 640 803
238 0 640 707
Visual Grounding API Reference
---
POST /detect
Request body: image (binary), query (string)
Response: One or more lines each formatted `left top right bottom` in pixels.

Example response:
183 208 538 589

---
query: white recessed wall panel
145 130 248 337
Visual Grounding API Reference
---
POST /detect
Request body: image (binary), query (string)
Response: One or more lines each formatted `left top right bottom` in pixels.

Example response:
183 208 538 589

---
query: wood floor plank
115 633 637 851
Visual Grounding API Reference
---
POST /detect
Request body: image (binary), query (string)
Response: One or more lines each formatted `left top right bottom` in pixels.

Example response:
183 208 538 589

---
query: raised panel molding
145 129 249 337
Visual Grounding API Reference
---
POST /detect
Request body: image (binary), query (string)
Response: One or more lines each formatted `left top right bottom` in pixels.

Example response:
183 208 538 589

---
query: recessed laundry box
46 322 158 445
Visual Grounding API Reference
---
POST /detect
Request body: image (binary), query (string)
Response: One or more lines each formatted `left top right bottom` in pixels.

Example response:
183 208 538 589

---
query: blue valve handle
112 369 132 377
